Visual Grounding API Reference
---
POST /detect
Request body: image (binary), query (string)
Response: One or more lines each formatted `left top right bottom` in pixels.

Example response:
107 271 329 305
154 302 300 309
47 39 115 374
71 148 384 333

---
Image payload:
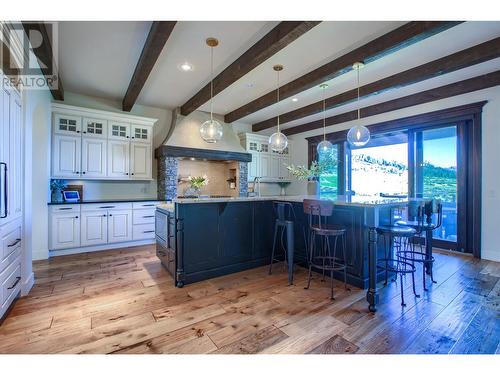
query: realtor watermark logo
1 22 59 91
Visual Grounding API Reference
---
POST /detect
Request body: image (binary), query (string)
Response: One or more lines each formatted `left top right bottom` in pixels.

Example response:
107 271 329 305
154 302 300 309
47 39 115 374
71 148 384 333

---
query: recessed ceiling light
292 97 299 102
244 83 255 88
179 62 193 72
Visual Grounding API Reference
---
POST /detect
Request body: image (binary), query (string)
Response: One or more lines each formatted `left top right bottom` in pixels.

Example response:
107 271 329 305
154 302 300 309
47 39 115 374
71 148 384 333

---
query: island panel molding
180 21 321 117
284 69 500 136
225 21 463 123
253 36 500 132
122 21 177 112
51 103 157 180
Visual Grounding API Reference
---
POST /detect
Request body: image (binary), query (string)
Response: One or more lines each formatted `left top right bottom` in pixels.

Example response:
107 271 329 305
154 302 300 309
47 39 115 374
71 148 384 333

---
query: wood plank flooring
0 245 498 354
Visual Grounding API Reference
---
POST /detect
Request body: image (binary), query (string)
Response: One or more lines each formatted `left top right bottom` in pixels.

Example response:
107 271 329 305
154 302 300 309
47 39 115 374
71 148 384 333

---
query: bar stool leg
342 233 349 291
269 222 279 275
383 234 389 286
409 239 420 298
330 235 337 300
322 236 326 282
400 269 406 307
305 232 315 290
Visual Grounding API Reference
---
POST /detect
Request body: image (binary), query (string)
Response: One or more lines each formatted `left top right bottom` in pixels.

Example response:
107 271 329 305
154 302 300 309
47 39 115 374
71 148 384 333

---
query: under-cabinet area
49 200 162 255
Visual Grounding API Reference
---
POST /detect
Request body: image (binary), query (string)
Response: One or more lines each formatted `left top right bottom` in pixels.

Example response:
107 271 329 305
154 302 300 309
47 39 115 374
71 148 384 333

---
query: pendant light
347 62 370 147
200 37 223 143
316 83 334 156
268 64 288 152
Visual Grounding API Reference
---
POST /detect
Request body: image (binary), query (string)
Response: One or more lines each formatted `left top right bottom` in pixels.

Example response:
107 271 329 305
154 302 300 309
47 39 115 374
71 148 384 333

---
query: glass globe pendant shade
199 119 223 143
347 125 370 147
268 131 288 152
317 140 334 156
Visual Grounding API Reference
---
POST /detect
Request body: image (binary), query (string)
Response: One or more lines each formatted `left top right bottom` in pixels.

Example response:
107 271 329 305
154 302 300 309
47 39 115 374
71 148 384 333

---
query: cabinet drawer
133 223 155 240
1 259 21 308
1 225 21 260
133 209 156 224
50 205 80 214
82 202 132 211
0 246 21 275
132 201 161 209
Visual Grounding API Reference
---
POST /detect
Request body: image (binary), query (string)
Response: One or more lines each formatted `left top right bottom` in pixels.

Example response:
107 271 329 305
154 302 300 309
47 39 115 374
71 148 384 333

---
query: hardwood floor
0 245 498 354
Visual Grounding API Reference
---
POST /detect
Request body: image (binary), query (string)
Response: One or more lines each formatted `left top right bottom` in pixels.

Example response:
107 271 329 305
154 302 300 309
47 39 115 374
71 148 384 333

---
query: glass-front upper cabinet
82 117 108 138
131 124 150 143
53 114 82 135
108 122 130 140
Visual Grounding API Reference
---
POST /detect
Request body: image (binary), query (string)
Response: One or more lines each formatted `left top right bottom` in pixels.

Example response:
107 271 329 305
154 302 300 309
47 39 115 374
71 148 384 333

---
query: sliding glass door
328 124 461 251
413 125 458 246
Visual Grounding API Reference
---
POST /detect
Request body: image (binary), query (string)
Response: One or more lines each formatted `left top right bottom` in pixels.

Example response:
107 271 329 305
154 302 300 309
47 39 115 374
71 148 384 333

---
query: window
349 136 408 197
319 144 338 197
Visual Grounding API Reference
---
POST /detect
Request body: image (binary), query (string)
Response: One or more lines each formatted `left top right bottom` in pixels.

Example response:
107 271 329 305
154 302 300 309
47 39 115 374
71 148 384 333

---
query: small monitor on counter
63 190 80 203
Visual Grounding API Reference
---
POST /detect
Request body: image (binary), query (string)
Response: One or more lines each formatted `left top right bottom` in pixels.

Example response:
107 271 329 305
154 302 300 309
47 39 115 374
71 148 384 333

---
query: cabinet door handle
102 214 107 217
75 216 79 219
125 173 129 175
8 238 21 247
7 276 21 290
82 171 86 174
99 206 115 209
143 215 154 218
109 214 113 217
142 204 155 207
58 207 72 210
131 173 134 175
0 162 7 218
76 130 80 134
143 230 155 233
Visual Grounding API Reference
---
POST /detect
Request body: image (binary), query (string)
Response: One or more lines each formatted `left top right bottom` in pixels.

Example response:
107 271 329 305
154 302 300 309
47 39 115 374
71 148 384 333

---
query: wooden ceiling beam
122 21 177 112
283 69 500 136
226 21 463 123
179 21 321 117
253 36 500 132
21 22 64 100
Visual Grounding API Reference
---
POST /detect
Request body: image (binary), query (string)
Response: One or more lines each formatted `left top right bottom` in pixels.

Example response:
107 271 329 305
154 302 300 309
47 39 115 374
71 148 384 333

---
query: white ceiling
57 21 500 133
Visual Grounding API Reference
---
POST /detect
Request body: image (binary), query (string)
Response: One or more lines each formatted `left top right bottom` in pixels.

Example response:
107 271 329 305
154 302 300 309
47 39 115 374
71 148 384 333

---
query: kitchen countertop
169 195 410 207
48 198 163 205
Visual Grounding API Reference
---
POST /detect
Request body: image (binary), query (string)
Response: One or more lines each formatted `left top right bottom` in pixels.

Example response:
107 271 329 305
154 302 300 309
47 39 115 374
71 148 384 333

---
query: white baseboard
21 272 34 296
481 249 500 262
49 239 155 257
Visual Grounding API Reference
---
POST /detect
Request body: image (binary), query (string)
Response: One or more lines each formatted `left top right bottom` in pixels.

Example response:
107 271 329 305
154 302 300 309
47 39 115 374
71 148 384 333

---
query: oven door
155 210 167 242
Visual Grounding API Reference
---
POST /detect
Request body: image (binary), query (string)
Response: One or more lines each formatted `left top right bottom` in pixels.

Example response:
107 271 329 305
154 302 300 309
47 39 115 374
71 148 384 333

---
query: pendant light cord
210 46 214 122
276 69 280 133
357 66 360 121
322 86 326 141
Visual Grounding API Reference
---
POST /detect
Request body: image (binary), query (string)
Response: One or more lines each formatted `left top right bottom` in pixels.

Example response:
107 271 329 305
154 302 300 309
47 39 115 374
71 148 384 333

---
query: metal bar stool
396 199 442 292
269 201 307 285
376 224 418 306
303 199 349 300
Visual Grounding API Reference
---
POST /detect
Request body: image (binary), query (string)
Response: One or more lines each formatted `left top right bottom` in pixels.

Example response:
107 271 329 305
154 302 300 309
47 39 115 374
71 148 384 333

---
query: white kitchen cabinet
9 90 22 221
54 113 82 136
239 133 292 181
1 65 24 320
107 209 133 243
130 142 151 179
81 137 107 178
82 117 107 138
131 124 151 143
81 211 108 246
108 122 130 140
50 212 81 250
52 134 81 178
107 140 130 178
51 103 156 180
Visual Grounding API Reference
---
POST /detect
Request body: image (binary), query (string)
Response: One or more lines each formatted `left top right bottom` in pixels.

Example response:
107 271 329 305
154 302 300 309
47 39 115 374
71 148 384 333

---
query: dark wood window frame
307 101 486 258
